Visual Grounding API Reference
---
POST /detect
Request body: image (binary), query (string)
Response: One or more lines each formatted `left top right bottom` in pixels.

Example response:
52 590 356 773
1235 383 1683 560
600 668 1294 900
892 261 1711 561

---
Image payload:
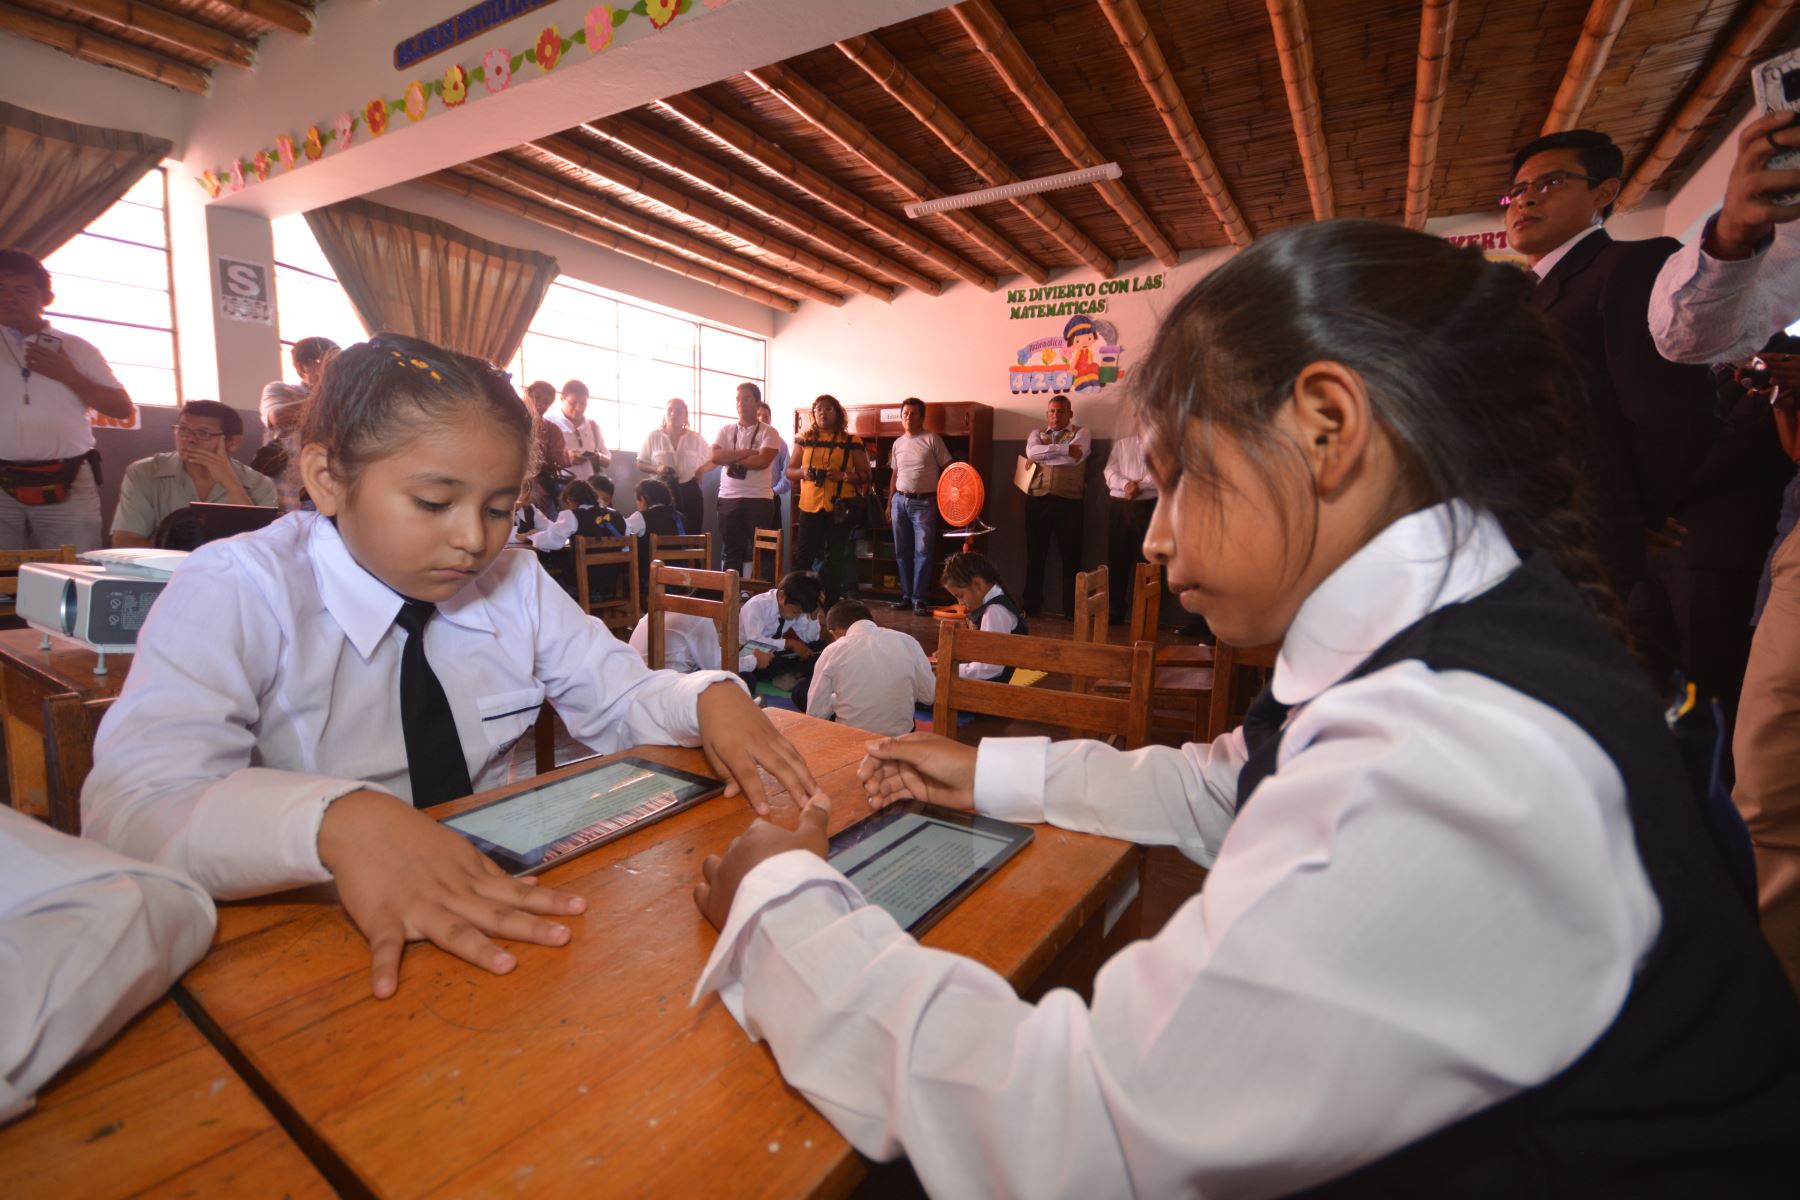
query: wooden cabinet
790 401 994 600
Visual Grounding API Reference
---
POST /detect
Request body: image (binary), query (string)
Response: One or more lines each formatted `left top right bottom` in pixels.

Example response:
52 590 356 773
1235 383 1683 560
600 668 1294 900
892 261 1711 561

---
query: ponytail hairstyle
1130 219 1624 638
941 551 1004 596
635 477 674 508
300 333 536 488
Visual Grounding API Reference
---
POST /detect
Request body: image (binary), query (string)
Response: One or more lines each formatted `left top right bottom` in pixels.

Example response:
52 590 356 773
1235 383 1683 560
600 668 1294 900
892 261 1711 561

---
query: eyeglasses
1500 171 1603 207
173 424 225 442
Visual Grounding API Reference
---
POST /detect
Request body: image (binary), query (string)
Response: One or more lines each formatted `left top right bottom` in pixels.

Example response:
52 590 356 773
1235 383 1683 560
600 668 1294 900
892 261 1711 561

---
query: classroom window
271 214 366 376
42 170 180 407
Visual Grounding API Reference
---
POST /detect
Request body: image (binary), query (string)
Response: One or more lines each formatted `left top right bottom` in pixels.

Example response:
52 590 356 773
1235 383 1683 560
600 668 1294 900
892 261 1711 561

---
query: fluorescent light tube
904 163 1123 218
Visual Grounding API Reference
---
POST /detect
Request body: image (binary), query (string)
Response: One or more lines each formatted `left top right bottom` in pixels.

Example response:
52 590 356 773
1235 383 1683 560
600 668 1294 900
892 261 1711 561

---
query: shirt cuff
1694 213 1776 280
650 670 750 743
184 769 372 899
973 736 1049 822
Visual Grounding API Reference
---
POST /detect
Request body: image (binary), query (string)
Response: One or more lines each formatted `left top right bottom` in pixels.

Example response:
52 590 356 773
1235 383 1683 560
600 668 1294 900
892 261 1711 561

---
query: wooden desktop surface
0 629 129 820
179 710 1142 1198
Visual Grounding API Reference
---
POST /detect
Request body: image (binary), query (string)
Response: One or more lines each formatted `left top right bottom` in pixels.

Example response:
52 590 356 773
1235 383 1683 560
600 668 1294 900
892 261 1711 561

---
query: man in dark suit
1507 129 1716 660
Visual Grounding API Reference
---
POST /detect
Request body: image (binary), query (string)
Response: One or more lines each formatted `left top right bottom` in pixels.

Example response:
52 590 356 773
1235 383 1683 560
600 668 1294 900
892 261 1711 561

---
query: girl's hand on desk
857 734 976 811
317 791 586 999
696 681 822 816
694 794 830 931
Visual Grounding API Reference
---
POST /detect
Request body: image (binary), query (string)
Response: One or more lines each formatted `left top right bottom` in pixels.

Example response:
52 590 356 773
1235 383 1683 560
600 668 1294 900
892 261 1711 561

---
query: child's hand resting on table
857 733 978 812
317 790 586 999
694 794 830 931
697 680 823 815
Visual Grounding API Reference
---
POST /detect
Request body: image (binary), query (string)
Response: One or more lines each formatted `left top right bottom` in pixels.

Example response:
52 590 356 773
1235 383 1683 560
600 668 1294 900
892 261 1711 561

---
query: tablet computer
444 756 723 875
743 638 783 655
826 801 1033 935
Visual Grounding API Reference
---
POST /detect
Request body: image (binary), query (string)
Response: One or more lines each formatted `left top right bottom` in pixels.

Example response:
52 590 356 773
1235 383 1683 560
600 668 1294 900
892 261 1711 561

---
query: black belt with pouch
0 449 100 506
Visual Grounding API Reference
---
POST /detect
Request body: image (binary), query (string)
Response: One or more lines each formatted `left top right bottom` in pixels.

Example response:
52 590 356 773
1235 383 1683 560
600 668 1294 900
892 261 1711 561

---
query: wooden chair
573 534 640 636
1205 641 1281 741
1072 565 1110 650
646 561 741 673
743 526 785 596
1 545 75 619
41 692 113 835
1130 562 1213 741
650 532 712 572
933 623 1155 750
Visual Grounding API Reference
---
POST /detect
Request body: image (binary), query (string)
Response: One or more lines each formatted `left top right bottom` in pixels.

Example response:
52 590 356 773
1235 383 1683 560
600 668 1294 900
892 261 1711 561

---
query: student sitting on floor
691 222 1800 1197
82 334 822 1001
1 806 215 1125
738 571 825 704
804 599 935 737
627 610 723 675
939 552 1028 683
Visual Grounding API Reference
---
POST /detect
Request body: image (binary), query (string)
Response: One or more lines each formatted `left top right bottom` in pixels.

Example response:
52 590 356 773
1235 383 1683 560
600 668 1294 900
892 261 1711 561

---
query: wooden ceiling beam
0 3 208 92
464 155 844 307
835 33 1116 275
529 134 897 302
420 172 799 313
746 62 1048 284
950 0 1178 267
52 0 256 67
587 115 943 295
1095 0 1251 248
658 91 998 291
208 0 311 36
1618 0 1796 210
1542 0 1633 135
1403 0 1458 230
1264 0 1335 220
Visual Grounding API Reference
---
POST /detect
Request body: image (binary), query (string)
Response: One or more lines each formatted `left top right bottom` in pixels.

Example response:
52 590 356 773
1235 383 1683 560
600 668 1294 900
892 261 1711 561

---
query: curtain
0 102 172 256
304 197 558 366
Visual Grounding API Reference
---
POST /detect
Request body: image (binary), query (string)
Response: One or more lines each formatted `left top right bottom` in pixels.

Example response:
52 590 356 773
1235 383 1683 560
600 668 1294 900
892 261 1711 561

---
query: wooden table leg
1 666 51 819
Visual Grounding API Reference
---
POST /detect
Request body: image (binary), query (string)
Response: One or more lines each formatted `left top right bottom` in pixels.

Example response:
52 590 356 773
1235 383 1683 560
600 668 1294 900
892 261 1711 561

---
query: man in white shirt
547 380 610 482
0 248 136 551
805 600 935 736
712 381 778 576
1102 427 1158 626
1019 393 1091 617
1 805 215 1124
887 397 953 613
111 400 279 547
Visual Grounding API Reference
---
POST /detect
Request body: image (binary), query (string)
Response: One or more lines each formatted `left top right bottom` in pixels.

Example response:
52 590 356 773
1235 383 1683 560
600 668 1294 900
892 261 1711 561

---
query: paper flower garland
199 0 707 197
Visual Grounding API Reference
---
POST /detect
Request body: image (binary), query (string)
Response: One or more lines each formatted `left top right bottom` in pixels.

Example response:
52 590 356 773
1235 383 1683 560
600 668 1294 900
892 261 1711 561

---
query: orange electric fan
931 462 991 619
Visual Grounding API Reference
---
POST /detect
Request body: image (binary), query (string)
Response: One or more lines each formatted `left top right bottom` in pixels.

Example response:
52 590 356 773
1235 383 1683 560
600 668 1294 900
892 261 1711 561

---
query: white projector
18 562 173 652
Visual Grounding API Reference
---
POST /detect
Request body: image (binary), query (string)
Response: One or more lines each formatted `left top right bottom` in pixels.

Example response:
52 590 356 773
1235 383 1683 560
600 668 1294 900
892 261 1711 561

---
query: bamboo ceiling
0 0 318 92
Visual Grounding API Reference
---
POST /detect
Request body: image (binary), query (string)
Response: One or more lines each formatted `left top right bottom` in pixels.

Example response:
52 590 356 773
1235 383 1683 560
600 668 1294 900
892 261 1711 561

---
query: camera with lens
804 466 829 485
726 463 749 480
1743 357 1774 391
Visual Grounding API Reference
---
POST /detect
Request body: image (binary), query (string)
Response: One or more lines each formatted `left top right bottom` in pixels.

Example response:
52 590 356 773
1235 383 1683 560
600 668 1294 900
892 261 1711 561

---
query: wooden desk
0 629 128 820
0 998 333 1199
180 710 1141 1198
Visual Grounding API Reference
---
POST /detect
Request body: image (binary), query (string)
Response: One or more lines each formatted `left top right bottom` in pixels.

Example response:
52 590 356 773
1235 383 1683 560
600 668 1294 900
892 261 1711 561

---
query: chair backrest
1072 565 1109 646
744 526 785 595
651 532 712 571
0 545 75 618
42 692 114 835
573 534 640 634
933 622 1155 749
1129 562 1162 645
646 561 741 672
1205 641 1281 741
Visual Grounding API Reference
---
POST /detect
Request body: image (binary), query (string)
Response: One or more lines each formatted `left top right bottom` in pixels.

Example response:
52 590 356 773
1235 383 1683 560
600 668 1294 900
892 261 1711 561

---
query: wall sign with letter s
217 256 274 324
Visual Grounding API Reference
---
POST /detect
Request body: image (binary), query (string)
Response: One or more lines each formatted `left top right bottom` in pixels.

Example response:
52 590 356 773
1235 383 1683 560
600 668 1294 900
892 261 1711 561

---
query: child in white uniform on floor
83 334 821 1000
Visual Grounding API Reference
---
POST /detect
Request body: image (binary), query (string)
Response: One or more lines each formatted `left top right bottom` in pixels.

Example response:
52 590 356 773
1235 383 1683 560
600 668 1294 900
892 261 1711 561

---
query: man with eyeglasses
110 400 276 548
1506 130 1714 636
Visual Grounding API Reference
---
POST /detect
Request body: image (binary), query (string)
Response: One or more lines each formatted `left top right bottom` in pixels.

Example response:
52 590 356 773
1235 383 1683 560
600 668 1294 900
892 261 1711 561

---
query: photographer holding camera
712 381 779 576
0 247 135 552
788 394 869 605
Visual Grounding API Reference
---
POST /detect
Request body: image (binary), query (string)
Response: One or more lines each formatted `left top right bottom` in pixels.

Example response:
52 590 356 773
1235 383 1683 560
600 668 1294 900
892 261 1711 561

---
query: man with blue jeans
888 397 952 613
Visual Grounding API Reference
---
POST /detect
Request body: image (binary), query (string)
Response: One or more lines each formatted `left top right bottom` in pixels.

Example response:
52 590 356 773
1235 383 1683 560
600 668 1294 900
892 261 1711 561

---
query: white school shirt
1101 433 1158 500
546 409 608 480
1 805 215 1124
628 611 723 674
890 432 952 494
0 322 123 461
714 420 777 500
1023 423 1092 466
1649 216 1800 365
959 583 1018 682
694 502 1658 1199
82 511 743 900
736 588 821 674
804 620 935 737
638 427 710 484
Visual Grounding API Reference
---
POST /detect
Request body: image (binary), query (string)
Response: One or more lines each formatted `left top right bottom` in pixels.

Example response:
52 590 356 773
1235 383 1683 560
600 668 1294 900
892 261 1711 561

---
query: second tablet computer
826 801 1033 935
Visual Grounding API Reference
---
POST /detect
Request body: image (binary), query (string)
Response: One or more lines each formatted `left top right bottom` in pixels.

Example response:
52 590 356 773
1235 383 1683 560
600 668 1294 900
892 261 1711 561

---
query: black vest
1240 555 1800 1198
968 592 1028 684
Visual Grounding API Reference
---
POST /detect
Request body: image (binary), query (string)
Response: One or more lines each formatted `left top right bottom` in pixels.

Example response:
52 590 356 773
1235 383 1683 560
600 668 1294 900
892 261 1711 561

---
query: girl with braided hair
692 221 1800 1198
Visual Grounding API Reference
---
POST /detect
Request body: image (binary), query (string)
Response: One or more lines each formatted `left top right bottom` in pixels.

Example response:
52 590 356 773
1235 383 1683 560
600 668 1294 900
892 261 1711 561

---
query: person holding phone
0 248 135 552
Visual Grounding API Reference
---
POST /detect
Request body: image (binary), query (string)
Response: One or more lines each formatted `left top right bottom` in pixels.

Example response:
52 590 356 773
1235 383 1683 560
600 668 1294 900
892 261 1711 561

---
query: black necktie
1240 685 1293 758
396 600 474 807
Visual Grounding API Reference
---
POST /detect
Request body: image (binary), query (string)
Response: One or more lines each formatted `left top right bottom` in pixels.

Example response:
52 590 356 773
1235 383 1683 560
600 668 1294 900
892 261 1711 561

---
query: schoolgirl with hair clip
692 223 1800 1196
84 333 822 999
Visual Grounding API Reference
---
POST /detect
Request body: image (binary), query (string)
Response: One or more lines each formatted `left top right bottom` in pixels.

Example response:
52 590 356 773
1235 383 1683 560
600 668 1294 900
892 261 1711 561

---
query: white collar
1272 501 1520 705
1530 223 1602 279
842 619 877 640
306 514 497 660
